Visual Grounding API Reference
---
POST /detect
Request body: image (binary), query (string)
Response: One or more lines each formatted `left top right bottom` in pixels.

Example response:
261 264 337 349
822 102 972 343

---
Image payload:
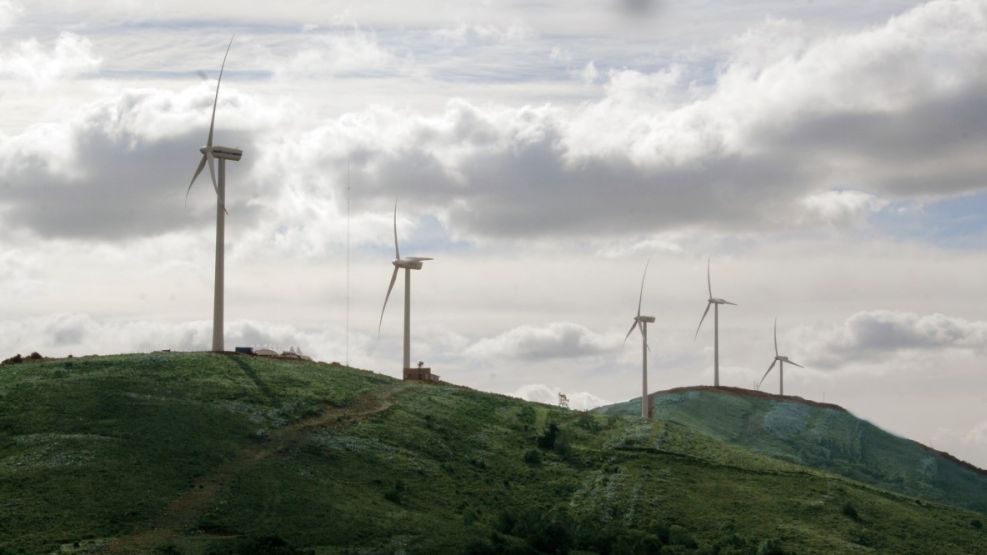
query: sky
1 0 986 467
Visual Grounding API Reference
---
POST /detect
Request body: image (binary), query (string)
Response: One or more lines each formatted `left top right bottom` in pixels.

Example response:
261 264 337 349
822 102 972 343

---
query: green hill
0 353 984 554
595 386 987 514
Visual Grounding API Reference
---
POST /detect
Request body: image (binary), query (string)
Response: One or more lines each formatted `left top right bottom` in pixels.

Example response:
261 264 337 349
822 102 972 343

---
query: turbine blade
788 360 805 369
186 154 207 202
774 318 779 357
405 257 433 261
207 35 235 148
695 302 712 339
637 259 650 317
707 257 712 298
722 300 737 306
393 201 400 260
624 320 638 343
758 359 777 389
378 267 399 335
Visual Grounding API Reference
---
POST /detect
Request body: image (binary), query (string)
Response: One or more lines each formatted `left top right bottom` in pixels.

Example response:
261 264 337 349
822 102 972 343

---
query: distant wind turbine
758 319 803 396
624 261 656 419
378 203 433 375
185 36 242 353
695 259 736 387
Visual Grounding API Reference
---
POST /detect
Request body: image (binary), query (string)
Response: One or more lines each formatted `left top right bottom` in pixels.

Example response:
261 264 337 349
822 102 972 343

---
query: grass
596 387 987 514
0 353 985 554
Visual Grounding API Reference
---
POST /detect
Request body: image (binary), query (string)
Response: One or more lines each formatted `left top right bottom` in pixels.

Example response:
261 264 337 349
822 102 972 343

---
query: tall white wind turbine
186 36 242 353
378 203 433 374
758 319 804 396
694 259 736 387
624 261 656 419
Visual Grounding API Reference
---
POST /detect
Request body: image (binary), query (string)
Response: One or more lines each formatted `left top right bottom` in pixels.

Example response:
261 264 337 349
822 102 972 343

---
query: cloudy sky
1 0 986 467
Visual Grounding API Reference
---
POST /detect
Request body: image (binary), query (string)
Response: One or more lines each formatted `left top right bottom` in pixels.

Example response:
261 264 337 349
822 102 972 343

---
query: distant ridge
643 385 987 478
598 384 987 513
646 385 848 412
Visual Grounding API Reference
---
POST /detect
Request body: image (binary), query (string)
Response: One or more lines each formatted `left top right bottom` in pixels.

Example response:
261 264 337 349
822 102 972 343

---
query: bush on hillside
538 422 560 450
384 479 405 504
841 502 861 522
523 449 542 465
756 538 785 555
204 535 299 555
576 412 602 432
667 525 697 548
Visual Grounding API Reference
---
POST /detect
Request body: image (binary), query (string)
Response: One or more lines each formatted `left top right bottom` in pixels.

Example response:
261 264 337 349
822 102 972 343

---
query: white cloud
965 421 987 446
800 190 890 226
577 61 599 84
0 0 22 30
465 322 620 361
798 311 987 369
0 32 100 86
512 383 608 411
434 21 533 44
0 314 350 362
275 27 406 78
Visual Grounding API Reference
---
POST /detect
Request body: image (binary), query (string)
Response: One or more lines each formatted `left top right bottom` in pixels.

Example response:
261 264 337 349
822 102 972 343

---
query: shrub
667 525 697 548
538 422 560 450
495 510 518 534
841 502 861 522
523 449 542 465
756 538 785 555
971 519 983 530
576 412 602 432
384 479 405 504
612 529 662 555
237 536 298 555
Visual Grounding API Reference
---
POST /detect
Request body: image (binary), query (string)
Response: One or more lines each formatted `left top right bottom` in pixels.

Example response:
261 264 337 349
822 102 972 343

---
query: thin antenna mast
346 161 351 367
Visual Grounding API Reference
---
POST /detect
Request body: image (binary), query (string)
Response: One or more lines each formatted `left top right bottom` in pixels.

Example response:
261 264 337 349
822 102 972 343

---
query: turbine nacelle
392 257 432 270
635 315 656 323
709 297 735 305
200 145 243 161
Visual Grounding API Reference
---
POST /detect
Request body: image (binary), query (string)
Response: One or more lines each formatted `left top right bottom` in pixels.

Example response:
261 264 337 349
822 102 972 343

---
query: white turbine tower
758 319 804 396
624 261 655 419
695 259 736 387
186 36 242 353
378 203 433 375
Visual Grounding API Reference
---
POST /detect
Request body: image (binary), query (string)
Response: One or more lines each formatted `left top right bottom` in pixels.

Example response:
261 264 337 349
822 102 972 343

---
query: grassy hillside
596 387 987 514
0 353 984 554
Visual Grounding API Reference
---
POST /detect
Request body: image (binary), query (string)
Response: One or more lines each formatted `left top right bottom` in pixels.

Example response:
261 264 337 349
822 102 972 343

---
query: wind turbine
758 319 804 396
378 203 433 375
624 261 656 419
186 36 242 353
695 259 736 387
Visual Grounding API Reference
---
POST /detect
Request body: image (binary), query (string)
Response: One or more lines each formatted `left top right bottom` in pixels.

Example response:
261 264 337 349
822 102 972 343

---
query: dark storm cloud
761 83 987 197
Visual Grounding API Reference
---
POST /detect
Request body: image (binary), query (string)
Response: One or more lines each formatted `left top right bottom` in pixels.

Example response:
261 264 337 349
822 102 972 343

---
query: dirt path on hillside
99 382 408 554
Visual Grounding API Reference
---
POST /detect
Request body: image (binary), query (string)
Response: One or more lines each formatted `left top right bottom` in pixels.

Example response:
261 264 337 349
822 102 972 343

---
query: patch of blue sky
870 192 987 249
359 213 474 257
